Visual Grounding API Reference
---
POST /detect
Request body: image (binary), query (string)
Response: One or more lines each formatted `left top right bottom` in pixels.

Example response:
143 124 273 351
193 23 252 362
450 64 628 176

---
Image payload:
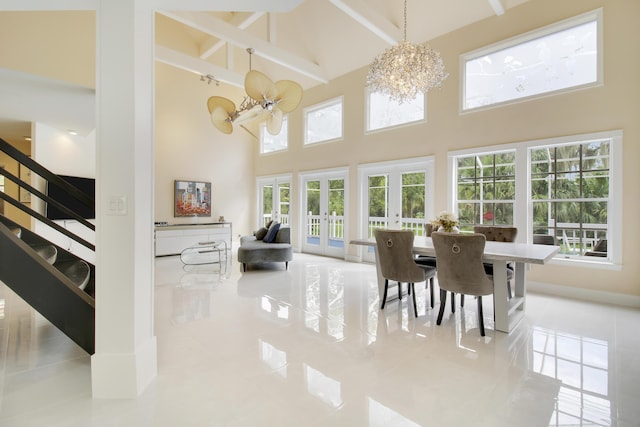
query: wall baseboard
528 281 640 308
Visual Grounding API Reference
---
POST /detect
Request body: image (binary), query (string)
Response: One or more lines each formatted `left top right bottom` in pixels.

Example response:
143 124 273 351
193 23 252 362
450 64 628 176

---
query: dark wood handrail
0 137 95 250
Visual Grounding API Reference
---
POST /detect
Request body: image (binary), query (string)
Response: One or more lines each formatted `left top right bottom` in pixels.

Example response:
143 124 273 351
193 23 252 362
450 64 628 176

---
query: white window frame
303 96 343 145
460 8 603 113
448 130 622 268
454 149 517 229
260 116 288 154
365 88 425 133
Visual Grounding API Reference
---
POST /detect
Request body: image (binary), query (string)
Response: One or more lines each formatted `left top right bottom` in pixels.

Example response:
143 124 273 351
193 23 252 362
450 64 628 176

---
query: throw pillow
263 222 281 243
254 227 268 240
265 220 274 229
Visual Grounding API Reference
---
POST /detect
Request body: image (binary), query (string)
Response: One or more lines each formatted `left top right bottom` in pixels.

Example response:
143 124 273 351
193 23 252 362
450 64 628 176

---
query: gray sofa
238 226 292 272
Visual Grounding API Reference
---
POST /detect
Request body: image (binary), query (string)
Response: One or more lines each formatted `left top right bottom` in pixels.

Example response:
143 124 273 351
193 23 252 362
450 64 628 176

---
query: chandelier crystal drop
366 0 448 103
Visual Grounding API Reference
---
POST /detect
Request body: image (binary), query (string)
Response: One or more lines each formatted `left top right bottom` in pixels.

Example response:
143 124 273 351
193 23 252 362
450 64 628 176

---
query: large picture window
456 151 516 229
462 9 602 111
304 97 343 145
531 139 610 258
260 117 288 154
450 130 621 265
366 90 424 132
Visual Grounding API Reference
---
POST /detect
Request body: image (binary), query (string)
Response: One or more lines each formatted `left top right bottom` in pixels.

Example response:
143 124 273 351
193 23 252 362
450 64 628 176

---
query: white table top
350 236 559 265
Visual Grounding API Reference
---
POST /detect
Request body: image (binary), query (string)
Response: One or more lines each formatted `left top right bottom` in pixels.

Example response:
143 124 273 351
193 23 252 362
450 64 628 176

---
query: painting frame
19 163 32 203
174 180 211 217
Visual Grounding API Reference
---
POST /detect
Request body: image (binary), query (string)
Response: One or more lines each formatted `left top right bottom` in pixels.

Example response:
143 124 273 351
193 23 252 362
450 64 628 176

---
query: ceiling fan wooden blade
207 95 236 115
245 70 277 102
266 108 284 135
207 96 236 134
274 80 303 113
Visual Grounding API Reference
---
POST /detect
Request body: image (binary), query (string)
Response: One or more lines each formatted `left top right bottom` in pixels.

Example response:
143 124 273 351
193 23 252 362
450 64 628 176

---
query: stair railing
0 137 94 251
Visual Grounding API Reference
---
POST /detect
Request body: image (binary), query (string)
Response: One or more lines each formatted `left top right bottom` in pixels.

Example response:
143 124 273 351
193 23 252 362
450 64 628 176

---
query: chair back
374 229 426 283
425 222 434 236
473 225 518 242
431 232 493 296
533 234 556 245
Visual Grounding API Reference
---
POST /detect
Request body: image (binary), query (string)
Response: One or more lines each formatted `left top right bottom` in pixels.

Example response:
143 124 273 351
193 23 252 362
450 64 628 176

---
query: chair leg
451 292 456 313
429 277 434 309
461 294 465 307
381 279 389 309
243 263 246 272
411 283 418 317
437 289 447 325
477 296 485 336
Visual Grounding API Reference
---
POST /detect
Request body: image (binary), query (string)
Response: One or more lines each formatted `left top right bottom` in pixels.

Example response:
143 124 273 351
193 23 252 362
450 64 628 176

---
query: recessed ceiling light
24 136 31 141
68 130 78 135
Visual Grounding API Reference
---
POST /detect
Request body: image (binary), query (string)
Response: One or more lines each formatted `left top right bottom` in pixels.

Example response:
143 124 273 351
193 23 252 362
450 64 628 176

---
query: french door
257 175 291 227
300 168 348 258
358 158 434 262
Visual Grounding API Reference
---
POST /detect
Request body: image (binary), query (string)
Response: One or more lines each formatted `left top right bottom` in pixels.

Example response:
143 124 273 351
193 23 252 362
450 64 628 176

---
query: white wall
32 122 96 177
154 63 255 240
31 122 97 262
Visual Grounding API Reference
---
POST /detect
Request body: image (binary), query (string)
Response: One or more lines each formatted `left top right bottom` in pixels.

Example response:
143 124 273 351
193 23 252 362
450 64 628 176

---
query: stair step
31 243 58 264
55 259 91 290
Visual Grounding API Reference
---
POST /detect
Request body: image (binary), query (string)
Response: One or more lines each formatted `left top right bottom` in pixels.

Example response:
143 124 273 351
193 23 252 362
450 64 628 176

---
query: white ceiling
0 0 530 140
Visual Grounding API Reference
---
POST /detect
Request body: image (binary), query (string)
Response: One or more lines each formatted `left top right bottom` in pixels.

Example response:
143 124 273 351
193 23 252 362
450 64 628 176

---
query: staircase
0 137 95 354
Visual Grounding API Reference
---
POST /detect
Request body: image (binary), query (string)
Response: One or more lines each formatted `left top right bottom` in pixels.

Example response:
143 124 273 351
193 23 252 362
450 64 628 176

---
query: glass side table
180 240 227 268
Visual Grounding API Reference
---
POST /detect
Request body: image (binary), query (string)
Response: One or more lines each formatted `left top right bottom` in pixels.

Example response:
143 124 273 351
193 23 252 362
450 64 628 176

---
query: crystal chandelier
366 0 448 103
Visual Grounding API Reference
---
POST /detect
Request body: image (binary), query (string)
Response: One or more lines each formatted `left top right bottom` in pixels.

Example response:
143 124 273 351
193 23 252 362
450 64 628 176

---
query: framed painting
174 180 211 217
19 163 32 203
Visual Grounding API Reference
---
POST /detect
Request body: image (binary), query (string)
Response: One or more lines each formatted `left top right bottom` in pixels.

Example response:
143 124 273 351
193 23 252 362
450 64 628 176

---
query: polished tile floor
0 252 639 426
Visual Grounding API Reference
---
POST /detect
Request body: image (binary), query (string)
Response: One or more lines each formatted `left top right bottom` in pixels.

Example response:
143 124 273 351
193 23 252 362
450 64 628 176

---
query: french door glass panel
360 158 433 262
257 176 290 227
302 173 346 257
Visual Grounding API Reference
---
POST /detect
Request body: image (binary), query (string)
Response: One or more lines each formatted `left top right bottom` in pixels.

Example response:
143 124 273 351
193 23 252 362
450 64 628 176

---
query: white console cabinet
154 222 232 256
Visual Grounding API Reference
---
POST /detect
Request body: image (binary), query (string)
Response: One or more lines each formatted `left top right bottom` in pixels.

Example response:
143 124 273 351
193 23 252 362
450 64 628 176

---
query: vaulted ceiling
0 0 530 140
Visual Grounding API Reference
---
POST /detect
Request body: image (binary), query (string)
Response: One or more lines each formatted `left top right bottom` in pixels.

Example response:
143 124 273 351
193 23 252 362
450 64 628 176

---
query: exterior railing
262 214 289 227
306 212 344 240
367 217 426 238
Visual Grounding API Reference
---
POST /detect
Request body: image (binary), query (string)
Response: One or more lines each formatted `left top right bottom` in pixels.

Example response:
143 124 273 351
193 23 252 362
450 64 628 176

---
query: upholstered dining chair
415 222 437 269
533 234 557 246
473 225 517 300
374 229 437 317
431 231 513 336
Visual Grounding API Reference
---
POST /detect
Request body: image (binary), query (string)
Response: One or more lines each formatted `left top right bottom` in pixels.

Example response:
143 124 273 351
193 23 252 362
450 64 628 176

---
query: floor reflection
532 326 611 426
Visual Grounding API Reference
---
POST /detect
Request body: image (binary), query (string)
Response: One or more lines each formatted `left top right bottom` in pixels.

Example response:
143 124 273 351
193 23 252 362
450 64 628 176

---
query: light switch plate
107 195 127 215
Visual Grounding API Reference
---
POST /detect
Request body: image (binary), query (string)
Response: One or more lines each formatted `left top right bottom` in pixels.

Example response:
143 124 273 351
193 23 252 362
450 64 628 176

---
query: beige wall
154 63 255 238
252 0 640 297
0 11 95 88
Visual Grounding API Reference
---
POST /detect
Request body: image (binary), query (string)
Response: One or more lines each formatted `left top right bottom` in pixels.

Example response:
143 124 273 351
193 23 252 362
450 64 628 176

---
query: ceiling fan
207 48 303 136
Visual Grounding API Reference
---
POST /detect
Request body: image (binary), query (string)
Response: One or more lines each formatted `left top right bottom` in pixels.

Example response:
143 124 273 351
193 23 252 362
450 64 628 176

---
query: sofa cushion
254 227 268 240
263 222 281 243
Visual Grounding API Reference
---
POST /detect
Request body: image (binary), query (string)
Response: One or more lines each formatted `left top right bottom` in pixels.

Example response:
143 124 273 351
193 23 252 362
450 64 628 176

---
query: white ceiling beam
0 0 303 12
268 13 277 44
328 0 402 46
0 0 97 10
487 0 505 16
199 12 265 60
155 45 245 88
152 0 303 12
158 10 327 83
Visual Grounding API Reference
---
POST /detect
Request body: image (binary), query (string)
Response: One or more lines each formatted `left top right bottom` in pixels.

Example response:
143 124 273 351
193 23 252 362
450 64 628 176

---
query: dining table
350 235 560 333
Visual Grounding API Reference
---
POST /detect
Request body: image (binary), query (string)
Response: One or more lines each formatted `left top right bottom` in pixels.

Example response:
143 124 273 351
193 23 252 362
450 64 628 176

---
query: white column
91 0 157 398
